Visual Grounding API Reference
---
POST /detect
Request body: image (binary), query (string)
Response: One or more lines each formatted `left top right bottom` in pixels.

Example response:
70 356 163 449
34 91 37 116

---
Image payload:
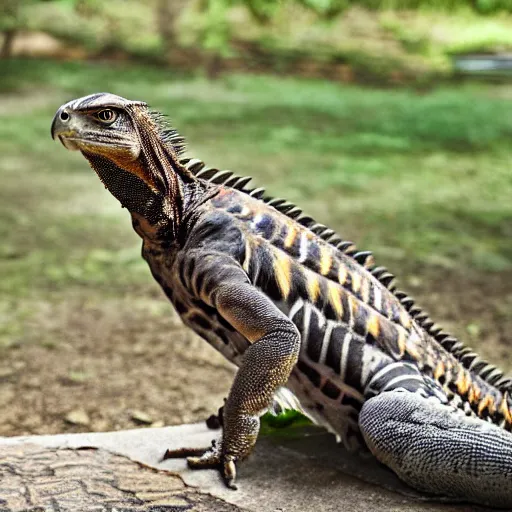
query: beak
51 104 80 150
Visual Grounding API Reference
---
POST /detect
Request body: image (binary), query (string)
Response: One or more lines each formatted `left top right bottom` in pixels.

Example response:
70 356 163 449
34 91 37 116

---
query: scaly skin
51 93 512 507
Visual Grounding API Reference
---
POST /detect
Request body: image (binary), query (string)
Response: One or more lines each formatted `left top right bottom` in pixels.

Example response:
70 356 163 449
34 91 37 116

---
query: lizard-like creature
51 93 512 508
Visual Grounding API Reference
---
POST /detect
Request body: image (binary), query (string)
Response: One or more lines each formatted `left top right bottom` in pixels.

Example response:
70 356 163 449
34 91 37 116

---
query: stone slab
0 424 499 511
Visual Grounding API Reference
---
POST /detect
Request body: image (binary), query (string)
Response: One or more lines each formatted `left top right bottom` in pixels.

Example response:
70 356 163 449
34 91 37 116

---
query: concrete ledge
0 424 498 511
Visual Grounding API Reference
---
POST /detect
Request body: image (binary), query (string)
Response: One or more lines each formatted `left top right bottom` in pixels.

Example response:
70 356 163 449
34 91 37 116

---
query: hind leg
359 390 512 508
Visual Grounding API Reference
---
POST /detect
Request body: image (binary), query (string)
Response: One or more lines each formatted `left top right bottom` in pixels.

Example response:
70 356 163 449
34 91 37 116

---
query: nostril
60 110 70 121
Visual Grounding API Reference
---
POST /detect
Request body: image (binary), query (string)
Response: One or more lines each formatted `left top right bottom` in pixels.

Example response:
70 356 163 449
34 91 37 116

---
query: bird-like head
52 92 145 158
52 93 193 225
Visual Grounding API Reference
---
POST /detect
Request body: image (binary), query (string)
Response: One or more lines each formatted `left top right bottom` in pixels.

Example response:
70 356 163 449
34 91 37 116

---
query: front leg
167 261 301 488
190 333 299 486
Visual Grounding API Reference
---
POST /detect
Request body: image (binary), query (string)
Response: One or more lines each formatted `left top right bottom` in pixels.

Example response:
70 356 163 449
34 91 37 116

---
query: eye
96 109 117 124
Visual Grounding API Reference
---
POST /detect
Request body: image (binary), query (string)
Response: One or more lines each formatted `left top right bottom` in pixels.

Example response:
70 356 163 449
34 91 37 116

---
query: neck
84 153 211 243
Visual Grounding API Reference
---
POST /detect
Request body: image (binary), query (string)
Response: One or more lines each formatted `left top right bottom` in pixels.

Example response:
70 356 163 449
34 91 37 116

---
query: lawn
0 58 511 436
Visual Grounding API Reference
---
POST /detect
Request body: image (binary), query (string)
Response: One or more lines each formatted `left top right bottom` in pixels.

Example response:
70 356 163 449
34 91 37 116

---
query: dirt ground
0 268 511 438
0 286 235 437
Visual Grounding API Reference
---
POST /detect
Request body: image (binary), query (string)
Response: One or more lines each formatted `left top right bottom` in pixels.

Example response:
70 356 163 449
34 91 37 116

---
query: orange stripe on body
284 225 298 249
478 394 496 416
327 282 343 319
367 313 380 340
399 308 412 330
359 276 370 303
500 393 512 424
456 370 471 396
396 328 408 357
307 273 321 303
434 361 445 380
273 250 292 299
319 247 332 276
468 384 481 405
338 266 348 286
351 272 362 295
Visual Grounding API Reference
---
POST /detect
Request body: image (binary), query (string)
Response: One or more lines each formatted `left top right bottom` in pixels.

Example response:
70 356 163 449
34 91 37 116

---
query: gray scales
51 93 512 508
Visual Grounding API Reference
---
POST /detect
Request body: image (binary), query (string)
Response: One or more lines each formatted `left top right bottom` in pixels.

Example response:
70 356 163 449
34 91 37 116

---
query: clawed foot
187 444 238 489
162 440 239 489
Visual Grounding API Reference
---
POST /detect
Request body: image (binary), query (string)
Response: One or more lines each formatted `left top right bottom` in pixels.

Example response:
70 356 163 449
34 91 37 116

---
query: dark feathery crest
150 111 186 156
179 158 511 393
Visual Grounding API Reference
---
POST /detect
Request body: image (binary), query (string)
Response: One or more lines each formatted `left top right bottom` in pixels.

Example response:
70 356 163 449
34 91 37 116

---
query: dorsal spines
151 111 187 155
409 306 422 318
232 176 252 190
182 158 205 174
286 207 303 219
310 223 328 235
297 215 315 228
275 203 297 215
337 241 356 252
182 158 512 394
210 170 234 184
266 198 287 208
195 167 220 181
319 228 336 240
224 175 242 187
379 273 395 288
429 324 443 336
249 187 266 199
327 235 342 245
470 359 488 374
353 251 375 269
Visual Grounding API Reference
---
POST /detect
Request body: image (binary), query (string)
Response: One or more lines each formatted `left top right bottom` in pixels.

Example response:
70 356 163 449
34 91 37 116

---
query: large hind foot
359 390 512 509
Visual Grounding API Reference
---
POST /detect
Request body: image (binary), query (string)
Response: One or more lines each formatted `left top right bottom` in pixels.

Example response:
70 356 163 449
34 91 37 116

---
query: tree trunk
206 52 223 80
1 29 17 59
157 0 186 56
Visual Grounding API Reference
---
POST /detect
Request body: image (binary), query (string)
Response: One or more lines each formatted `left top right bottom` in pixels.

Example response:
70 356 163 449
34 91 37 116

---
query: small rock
150 420 165 428
0 389 15 406
25 376 41 389
132 343 146 355
0 368 16 380
92 418 111 431
130 410 153 425
65 409 90 426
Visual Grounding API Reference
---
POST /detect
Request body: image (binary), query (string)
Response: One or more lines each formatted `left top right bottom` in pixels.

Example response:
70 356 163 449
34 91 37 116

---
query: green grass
1 59 511 311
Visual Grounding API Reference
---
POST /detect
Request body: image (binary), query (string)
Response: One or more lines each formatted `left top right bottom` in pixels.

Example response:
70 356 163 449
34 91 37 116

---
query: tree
1 0 22 58
0 0 52 58
157 0 188 55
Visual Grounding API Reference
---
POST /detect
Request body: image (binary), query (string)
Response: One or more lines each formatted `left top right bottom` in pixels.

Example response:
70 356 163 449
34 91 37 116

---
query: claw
164 438 240 490
223 454 238 489
187 442 222 470
161 447 208 461
187 454 220 469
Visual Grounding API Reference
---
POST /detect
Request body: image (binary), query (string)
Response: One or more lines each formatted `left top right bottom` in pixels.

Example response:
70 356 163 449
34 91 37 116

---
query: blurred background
0 0 511 436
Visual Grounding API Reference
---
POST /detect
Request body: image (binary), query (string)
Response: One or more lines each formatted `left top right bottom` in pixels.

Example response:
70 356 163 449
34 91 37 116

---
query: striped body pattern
52 94 512 506
144 161 512 443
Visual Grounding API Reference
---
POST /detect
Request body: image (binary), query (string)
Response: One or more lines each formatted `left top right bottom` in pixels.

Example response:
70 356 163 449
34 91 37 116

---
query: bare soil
0 287 234 437
1 268 510 439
